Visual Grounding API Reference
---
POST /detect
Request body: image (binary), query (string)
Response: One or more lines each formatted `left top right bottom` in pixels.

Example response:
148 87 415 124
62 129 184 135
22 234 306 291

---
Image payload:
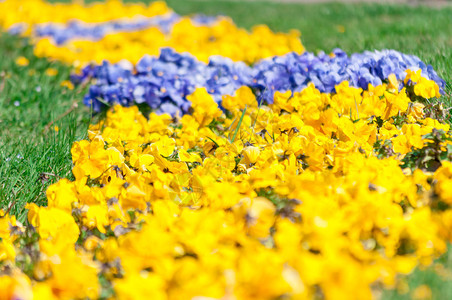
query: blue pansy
78 48 446 116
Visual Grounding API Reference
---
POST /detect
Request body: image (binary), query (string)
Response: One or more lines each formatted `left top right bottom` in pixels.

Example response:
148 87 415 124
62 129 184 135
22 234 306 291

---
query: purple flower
79 47 446 115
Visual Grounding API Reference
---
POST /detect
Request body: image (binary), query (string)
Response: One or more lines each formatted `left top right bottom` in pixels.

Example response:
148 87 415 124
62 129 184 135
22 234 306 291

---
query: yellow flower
83 205 110 234
391 124 425 154
0 239 16 262
178 148 202 163
70 138 115 178
407 102 425 121
404 69 422 84
3 69 452 299
40 248 100 299
0 270 33 300
84 236 103 251
26 203 80 245
151 135 176 157
15 56 29 66
30 12 304 66
245 197 276 238
187 88 223 127
388 73 399 90
45 68 58 76
414 77 441 99
46 179 78 211
242 145 260 166
60 80 74 90
114 272 166 300
383 88 410 119
411 285 432 300
336 25 345 33
222 86 258 111
129 153 155 172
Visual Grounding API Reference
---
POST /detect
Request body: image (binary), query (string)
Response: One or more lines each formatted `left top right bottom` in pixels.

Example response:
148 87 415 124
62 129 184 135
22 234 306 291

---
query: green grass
384 247 452 299
0 33 92 221
3 0 452 298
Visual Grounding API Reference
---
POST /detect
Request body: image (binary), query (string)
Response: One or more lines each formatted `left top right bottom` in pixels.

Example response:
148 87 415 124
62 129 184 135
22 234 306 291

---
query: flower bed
1 1 451 299
78 48 445 115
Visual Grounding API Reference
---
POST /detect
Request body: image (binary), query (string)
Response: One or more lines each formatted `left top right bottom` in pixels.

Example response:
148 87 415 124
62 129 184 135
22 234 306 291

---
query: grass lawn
0 33 92 218
1 0 452 298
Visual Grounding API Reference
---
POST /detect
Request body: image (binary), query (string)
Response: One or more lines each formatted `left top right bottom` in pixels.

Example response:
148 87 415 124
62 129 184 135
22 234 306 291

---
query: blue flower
33 13 183 45
79 47 446 115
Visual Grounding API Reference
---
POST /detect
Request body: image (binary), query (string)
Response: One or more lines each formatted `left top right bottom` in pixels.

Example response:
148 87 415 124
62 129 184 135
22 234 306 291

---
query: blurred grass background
1 0 452 298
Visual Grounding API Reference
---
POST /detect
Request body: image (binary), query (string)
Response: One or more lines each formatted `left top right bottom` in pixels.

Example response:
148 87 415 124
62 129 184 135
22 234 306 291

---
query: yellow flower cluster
405 69 442 100
0 0 304 66
1 74 451 299
33 18 303 66
0 0 170 33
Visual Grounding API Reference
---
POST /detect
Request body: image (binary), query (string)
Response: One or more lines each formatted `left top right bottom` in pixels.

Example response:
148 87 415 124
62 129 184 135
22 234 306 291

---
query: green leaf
231 105 247 143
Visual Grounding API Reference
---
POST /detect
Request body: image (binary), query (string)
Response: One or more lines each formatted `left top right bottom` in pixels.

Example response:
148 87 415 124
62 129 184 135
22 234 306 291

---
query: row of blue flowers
10 13 218 45
76 48 445 116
